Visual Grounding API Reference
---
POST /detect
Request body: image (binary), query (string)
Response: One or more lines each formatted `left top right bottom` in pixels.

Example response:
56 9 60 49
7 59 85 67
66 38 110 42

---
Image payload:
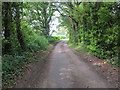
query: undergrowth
2 47 53 88
2 34 57 88
69 42 119 67
47 35 68 43
47 36 60 43
2 27 65 88
2 51 35 88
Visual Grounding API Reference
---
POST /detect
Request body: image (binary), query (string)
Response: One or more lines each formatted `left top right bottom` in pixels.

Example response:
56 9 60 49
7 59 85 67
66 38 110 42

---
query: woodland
1 2 120 88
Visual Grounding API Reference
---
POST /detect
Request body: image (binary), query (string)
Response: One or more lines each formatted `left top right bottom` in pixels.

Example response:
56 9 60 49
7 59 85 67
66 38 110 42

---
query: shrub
47 36 60 43
2 52 35 87
24 29 49 52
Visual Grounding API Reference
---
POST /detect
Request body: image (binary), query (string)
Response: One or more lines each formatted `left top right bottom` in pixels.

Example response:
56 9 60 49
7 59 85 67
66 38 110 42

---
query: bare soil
14 40 119 88
72 47 119 88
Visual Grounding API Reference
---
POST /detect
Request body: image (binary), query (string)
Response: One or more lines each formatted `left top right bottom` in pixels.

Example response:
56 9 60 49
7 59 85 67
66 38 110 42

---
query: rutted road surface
15 40 114 88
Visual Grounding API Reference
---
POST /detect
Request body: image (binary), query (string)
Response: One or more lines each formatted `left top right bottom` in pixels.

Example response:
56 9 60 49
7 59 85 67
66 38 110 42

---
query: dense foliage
2 2 120 88
2 2 58 88
58 2 119 66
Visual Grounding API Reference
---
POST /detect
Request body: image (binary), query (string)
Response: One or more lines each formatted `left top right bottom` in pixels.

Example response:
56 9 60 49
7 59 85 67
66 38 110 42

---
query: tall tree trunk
3 2 12 54
15 3 25 50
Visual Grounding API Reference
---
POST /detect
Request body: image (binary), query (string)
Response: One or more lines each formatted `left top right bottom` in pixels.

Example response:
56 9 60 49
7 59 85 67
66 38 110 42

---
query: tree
2 2 13 54
14 2 26 50
58 2 119 65
23 2 56 36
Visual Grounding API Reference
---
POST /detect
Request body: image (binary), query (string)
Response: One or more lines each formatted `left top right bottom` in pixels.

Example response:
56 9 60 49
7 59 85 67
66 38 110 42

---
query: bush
24 29 49 51
2 52 35 87
47 36 60 43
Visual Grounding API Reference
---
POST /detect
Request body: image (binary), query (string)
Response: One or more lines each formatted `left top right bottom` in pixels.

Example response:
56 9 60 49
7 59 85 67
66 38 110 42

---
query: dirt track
15 40 115 88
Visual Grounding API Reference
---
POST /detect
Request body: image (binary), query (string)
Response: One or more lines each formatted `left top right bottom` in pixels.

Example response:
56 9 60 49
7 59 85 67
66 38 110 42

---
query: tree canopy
58 2 119 66
2 2 120 88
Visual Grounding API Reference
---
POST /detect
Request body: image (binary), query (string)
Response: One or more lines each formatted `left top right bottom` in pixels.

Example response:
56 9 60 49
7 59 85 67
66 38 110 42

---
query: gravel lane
15 40 114 88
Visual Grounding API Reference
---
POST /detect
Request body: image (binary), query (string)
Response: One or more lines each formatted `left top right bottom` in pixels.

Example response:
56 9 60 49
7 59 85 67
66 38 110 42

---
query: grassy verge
2 36 57 88
3 51 35 88
2 45 53 88
47 36 68 43
69 42 119 67
2 35 64 88
47 36 61 43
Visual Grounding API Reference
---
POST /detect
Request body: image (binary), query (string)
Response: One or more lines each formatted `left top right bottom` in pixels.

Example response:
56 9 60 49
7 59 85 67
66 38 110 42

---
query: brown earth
14 40 119 88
